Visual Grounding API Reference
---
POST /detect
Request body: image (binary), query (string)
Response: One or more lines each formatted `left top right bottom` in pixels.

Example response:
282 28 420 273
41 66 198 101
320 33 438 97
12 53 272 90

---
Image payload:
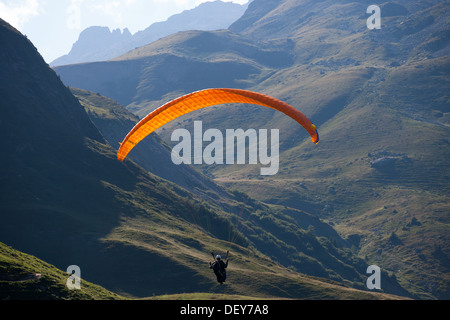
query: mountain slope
69 88 413 298
229 0 450 299
52 0 449 299
0 17 220 297
0 18 410 299
0 242 125 300
51 1 248 66
54 29 293 115
70 87 232 207
161 0 450 299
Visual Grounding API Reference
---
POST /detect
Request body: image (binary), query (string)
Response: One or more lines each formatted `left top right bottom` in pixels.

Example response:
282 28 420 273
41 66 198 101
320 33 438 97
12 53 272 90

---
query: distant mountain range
50 1 248 66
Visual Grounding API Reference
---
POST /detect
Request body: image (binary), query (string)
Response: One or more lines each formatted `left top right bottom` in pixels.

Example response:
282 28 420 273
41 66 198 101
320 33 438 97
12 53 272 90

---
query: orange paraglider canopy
117 88 319 161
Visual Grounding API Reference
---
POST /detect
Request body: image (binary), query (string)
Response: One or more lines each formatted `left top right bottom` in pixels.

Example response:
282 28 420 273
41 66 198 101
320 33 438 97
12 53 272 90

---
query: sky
0 0 248 63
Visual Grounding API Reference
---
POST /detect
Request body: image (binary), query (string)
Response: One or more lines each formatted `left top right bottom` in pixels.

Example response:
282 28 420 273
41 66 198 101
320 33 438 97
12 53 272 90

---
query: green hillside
0 242 125 300
70 87 238 209
226 0 450 300
70 87 414 298
1 241 406 300
0 17 413 301
52 0 449 299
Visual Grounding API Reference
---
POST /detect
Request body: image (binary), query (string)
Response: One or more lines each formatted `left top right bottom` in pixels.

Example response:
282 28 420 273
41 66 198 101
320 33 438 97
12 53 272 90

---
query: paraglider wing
117 88 319 161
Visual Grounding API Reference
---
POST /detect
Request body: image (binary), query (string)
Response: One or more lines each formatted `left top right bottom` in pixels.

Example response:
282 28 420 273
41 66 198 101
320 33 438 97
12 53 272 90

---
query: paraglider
210 251 229 284
117 88 319 162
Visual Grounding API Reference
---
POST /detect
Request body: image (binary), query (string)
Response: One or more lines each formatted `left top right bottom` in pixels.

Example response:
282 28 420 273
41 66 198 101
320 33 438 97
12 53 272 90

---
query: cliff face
51 26 133 66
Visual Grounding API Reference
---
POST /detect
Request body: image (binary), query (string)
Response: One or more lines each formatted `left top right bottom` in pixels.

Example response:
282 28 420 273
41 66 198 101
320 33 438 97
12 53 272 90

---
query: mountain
0 18 410 300
0 17 225 297
50 1 248 66
53 0 450 299
70 87 231 205
226 0 450 300
54 29 293 115
51 26 132 67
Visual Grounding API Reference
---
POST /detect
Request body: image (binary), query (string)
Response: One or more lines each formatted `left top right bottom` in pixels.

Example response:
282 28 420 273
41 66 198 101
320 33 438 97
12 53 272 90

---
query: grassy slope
70 88 411 299
143 0 449 299
215 55 450 301
1 241 404 301
50 1 449 299
220 0 450 299
0 242 126 300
